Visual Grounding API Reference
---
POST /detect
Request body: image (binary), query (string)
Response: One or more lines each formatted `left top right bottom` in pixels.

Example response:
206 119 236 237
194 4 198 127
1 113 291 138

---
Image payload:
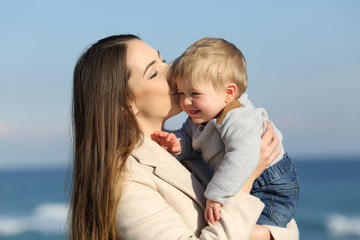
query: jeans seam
263 178 300 193
268 187 299 226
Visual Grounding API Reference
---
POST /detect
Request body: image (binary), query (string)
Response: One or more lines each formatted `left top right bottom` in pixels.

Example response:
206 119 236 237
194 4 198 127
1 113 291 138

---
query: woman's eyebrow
143 50 161 76
143 60 155 76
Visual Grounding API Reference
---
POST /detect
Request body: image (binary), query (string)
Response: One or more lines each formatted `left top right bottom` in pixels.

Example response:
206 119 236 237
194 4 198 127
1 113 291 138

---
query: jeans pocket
268 182 300 226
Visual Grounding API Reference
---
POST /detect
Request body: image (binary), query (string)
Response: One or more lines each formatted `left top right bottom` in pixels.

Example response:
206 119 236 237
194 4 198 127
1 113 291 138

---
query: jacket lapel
132 137 206 210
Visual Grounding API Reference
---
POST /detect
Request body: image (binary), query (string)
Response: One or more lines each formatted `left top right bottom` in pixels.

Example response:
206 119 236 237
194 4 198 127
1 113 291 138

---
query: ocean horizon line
0 154 359 173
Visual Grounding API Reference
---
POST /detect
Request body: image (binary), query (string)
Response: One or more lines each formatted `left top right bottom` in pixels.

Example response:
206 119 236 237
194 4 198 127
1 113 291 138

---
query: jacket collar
131 137 206 210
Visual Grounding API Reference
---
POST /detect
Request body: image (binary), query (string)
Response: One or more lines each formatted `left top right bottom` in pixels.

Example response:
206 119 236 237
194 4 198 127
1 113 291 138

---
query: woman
70 34 298 239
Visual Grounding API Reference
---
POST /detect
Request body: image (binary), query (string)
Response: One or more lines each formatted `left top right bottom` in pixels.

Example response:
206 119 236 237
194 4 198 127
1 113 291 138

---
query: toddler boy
152 37 299 228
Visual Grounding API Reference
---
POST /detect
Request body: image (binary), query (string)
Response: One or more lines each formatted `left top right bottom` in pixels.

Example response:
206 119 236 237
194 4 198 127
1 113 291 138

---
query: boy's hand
151 131 181 153
204 199 222 225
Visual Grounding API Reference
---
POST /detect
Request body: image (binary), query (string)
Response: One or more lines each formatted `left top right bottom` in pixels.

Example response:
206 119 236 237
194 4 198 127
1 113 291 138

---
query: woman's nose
161 65 169 77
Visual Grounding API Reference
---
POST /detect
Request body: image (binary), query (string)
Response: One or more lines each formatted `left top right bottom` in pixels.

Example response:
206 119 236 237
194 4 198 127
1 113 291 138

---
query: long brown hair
70 34 141 239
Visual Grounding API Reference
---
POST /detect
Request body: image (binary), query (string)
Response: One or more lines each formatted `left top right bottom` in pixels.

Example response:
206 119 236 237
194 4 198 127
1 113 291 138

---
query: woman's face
127 39 181 124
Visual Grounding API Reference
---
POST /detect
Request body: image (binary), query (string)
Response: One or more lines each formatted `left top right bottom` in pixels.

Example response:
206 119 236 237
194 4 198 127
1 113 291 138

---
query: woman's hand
241 122 280 193
250 224 273 240
258 121 280 175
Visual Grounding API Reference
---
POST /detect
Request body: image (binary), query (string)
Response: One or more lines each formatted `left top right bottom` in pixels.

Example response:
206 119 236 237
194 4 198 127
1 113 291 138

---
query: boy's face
177 79 228 124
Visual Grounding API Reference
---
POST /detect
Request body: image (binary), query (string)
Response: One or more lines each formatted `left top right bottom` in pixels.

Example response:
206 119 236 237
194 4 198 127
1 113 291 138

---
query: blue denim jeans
250 153 300 227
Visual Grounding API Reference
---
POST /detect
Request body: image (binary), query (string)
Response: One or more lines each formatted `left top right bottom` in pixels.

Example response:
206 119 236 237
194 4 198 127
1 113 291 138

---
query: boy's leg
250 154 300 227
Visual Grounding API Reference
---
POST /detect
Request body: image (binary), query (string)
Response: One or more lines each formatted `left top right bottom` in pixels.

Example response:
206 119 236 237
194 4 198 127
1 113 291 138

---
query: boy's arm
171 117 200 161
205 109 262 204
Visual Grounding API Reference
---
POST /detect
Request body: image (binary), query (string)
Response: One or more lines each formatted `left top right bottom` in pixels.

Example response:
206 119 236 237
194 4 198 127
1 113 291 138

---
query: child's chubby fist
205 199 223 225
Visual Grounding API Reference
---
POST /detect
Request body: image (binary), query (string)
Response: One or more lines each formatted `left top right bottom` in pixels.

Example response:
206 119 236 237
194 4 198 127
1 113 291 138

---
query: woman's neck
136 116 165 138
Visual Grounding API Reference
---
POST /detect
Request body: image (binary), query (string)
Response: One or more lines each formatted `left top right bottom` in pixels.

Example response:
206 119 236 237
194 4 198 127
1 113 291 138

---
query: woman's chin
170 106 183 117
169 95 181 116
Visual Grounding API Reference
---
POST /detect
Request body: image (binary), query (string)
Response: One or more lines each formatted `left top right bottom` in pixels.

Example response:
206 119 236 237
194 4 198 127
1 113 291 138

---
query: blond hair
169 37 248 98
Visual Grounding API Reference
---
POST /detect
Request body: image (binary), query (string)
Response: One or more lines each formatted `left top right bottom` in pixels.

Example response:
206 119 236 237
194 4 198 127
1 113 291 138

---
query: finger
150 135 159 142
160 145 168 151
214 207 221 221
204 210 209 223
166 133 174 141
260 124 274 151
157 131 165 137
153 131 164 138
172 145 181 153
269 148 281 165
155 131 163 137
262 121 274 139
266 131 279 154
269 129 279 147
208 208 216 225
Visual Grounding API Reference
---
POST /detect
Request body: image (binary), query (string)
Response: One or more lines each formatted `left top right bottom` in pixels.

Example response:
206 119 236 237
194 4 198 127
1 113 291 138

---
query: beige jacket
115 137 298 240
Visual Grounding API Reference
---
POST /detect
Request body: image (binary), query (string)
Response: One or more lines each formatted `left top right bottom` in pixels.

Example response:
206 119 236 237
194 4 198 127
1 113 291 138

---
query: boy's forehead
177 77 213 89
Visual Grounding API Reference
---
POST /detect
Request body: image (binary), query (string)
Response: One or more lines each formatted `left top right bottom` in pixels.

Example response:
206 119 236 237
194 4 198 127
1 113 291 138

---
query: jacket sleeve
205 109 262 204
115 158 265 240
267 219 299 240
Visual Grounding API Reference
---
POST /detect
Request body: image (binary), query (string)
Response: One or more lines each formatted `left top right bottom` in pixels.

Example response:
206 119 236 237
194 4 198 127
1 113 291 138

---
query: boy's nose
183 97 192 106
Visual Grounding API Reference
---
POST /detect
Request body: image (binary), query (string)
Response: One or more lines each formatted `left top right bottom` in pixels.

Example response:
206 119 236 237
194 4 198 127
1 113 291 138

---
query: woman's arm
116 158 264 240
243 123 299 240
266 220 299 240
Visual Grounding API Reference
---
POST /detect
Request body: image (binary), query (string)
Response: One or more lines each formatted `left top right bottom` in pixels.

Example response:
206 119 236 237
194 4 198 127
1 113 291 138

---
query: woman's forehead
127 40 158 68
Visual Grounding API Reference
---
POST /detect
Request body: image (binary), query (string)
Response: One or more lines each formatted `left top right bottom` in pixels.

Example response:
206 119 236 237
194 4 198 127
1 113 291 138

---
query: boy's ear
225 83 237 103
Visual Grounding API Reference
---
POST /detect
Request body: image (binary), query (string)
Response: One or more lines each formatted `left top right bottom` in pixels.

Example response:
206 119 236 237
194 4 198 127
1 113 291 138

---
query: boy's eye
192 92 200 96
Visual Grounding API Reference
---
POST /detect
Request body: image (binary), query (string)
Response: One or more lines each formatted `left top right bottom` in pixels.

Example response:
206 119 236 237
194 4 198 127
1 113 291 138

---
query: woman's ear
225 83 237 103
129 101 139 115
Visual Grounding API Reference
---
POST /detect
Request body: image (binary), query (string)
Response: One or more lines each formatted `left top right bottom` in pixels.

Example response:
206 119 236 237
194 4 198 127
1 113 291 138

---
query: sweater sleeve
205 108 263 204
173 117 200 161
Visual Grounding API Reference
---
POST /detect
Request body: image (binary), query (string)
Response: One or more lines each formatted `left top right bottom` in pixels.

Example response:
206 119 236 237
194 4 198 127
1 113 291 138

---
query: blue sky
1 1 359 170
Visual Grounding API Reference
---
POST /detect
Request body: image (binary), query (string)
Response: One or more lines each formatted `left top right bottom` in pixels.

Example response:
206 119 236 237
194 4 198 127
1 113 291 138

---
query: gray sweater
174 94 285 204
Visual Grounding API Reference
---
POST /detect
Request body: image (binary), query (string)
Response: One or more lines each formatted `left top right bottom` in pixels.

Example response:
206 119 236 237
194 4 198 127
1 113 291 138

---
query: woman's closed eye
150 71 158 79
150 59 166 79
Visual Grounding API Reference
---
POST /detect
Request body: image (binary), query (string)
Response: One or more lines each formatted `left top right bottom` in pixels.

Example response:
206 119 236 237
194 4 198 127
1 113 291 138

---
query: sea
0 157 359 240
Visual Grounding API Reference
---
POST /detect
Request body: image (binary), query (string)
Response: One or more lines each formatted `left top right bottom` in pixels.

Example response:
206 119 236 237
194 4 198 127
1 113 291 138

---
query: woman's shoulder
122 139 160 184
124 137 187 183
123 155 158 190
